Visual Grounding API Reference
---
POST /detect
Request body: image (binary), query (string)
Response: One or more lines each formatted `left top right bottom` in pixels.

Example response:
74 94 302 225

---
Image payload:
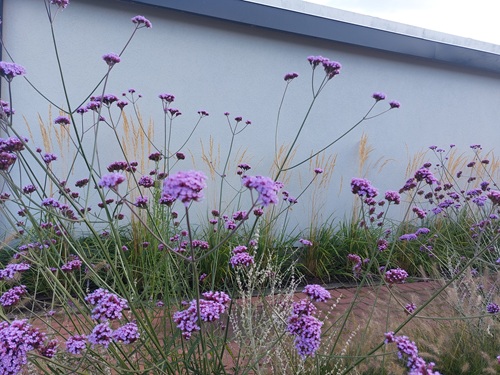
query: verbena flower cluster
242 175 282 207
384 332 441 374
229 245 255 267
162 170 207 206
0 320 49 375
173 291 231 340
287 299 324 358
85 288 129 321
302 284 331 303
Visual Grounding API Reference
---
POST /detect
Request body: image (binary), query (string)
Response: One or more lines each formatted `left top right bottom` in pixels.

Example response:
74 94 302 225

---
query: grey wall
2 0 500 232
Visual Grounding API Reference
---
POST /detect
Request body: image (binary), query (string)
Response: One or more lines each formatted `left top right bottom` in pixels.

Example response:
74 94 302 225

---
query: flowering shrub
9 1 500 374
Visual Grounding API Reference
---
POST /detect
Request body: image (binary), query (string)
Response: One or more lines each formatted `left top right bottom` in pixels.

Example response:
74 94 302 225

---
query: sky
305 0 500 45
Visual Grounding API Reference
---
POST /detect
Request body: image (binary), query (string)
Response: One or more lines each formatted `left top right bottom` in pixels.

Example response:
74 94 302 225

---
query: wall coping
121 0 500 74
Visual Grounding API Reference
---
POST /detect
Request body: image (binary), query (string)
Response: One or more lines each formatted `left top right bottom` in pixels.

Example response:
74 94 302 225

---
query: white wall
2 0 500 233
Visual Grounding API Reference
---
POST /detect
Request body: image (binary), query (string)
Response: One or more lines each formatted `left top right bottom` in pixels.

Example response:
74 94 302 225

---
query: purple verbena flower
299 238 313 247
138 175 154 188
414 168 438 185
112 322 140 344
384 268 409 284
0 263 30 280
54 116 70 125
284 72 299 81
0 285 27 307
0 61 26 81
131 15 152 28
98 172 126 189
351 178 378 198
88 322 113 348
389 100 401 108
0 320 46 374
229 252 254 267
487 190 500 205
405 303 417 314
66 334 87 355
162 170 207 206
385 190 401 204
102 53 121 67
242 175 281 207
303 284 331 302
372 92 386 101
50 0 69 8
87 290 128 322
487 302 500 314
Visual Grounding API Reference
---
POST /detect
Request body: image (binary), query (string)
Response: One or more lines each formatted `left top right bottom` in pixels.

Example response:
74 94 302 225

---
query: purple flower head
299 238 313 247
314 168 323 174
242 175 281 207
303 284 331 302
0 285 27 307
385 190 401 204
138 175 154 188
229 252 255 267
159 93 175 103
42 153 57 164
61 257 82 272
287 301 323 358
412 206 427 219
0 263 30 280
85 288 129 322
50 0 69 8
134 196 148 208
54 116 70 125
66 334 86 355
132 15 152 28
0 61 26 81
148 152 162 161
389 100 401 108
351 178 378 198
98 172 126 189
112 322 140 344
415 227 430 236
102 53 121 67
176 152 186 160
384 268 409 284
162 170 207 206
88 322 113 348
487 302 500 314
377 238 389 251
487 190 500 205
372 92 386 101
405 303 417 314
284 72 299 81
174 291 230 340
0 319 46 374
414 167 438 185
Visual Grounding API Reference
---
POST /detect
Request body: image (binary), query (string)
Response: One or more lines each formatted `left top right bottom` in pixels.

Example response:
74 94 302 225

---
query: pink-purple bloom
131 15 152 28
0 320 46 375
0 263 30 280
303 284 331 302
98 172 126 189
162 170 207 206
0 285 27 307
112 322 140 344
50 0 69 8
351 178 378 198
242 175 281 206
85 288 129 322
0 61 26 81
54 116 70 125
65 334 87 355
102 53 121 67
384 268 409 284
287 300 323 358
88 322 113 348
173 291 231 340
